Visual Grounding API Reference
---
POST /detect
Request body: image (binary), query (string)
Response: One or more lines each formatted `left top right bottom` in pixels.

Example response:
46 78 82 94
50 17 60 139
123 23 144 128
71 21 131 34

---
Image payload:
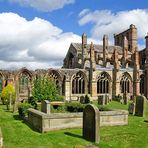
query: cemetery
0 94 148 147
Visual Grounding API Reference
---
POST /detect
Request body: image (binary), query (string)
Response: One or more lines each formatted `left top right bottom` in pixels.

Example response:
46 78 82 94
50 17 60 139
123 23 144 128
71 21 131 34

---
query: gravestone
135 95 147 117
105 94 109 104
83 104 100 144
98 95 106 105
128 102 135 114
123 92 128 105
41 100 50 114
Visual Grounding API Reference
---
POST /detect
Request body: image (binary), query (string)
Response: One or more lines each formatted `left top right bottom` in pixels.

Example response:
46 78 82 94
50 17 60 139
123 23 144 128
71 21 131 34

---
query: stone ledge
27 108 128 133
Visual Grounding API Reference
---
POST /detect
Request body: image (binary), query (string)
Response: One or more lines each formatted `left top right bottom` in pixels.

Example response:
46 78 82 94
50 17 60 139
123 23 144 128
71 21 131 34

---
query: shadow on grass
64 132 83 139
13 115 22 120
13 115 39 133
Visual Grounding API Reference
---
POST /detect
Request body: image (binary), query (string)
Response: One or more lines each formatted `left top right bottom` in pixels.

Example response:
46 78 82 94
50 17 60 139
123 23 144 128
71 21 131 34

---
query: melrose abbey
0 24 147 101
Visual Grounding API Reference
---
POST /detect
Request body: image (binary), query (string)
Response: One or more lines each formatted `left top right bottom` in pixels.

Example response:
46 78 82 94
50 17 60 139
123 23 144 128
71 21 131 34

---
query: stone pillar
112 48 120 97
65 79 71 101
90 80 97 98
90 42 96 70
82 33 87 67
130 24 137 53
133 47 140 97
103 34 108 67
13 78 19 112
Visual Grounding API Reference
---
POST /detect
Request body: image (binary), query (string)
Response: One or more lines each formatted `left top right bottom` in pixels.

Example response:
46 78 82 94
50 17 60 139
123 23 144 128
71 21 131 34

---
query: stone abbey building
0 24 147 101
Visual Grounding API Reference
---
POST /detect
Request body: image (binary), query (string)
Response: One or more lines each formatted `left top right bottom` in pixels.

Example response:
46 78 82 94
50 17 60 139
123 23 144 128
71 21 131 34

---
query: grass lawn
0 101 148 148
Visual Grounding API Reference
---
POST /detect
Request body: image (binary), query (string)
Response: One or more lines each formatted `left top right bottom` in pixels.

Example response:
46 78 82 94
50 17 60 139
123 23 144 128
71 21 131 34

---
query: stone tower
114 24 137 53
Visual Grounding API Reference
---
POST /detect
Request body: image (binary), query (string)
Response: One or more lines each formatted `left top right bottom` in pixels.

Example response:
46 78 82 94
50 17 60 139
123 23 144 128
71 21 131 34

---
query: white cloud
0 12 83 70
79 9 148 45
79 9 90 17
9 0 75 12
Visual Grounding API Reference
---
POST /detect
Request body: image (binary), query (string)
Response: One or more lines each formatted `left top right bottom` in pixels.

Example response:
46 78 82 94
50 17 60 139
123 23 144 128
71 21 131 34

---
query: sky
0 0 148 70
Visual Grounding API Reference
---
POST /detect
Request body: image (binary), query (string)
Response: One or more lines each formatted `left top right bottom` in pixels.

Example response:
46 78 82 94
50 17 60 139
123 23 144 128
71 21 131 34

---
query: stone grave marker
98 95 106 105
128 101 135 115
83 104 100 144
135 95 147 117
105 94 109 104
41 100 51 114
123 92 128 104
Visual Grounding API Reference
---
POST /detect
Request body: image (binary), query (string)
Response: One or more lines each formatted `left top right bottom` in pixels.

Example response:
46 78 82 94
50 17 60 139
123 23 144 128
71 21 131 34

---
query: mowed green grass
0 101 148 148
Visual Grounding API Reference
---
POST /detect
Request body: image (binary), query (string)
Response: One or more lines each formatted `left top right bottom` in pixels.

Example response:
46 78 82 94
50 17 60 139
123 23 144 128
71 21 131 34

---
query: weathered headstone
83 104 100 144
123 92 128 105
105 94 109 104
98 95 106 105
80 96 85 104
41 100 50 114
135 95 147 117
128 102 135 114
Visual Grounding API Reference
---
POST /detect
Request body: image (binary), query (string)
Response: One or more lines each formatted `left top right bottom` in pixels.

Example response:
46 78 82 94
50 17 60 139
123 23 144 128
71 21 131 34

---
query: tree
1 84 15 104
32 76 60 102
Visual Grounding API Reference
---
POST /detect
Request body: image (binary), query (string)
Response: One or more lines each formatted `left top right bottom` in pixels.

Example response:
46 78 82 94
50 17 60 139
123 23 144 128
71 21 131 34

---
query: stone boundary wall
0 127 3 148
28 109 128 133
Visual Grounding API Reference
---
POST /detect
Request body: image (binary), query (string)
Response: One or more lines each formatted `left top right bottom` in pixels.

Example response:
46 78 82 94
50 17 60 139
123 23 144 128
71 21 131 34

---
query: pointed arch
120 72 132 93
71 71 87 94
48 69 63 95
97 72 111 94
17 68 32 93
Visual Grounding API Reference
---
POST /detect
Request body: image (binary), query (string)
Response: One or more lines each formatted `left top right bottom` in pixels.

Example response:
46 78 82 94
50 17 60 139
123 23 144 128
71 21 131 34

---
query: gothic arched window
48 70 62 94
97 72 110 94
19 73 30 93
72 72 85 94
120 73 131 93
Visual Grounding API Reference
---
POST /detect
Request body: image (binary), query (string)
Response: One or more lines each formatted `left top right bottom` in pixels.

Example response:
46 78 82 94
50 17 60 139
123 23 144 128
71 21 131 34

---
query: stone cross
41 100 51 114
83 104 100 144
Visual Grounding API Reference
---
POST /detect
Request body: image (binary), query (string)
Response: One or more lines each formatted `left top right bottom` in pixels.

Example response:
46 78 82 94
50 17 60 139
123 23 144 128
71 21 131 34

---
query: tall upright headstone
135 95 147 117
83 104 100 144
41 100 51 114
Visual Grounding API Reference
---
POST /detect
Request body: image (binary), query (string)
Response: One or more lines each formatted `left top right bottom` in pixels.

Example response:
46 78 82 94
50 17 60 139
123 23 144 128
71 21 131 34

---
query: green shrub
51 105 66 113
18 102 33 118
28 96 37 109
1 84 15 104
66 102 86 112
55 95 64 101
